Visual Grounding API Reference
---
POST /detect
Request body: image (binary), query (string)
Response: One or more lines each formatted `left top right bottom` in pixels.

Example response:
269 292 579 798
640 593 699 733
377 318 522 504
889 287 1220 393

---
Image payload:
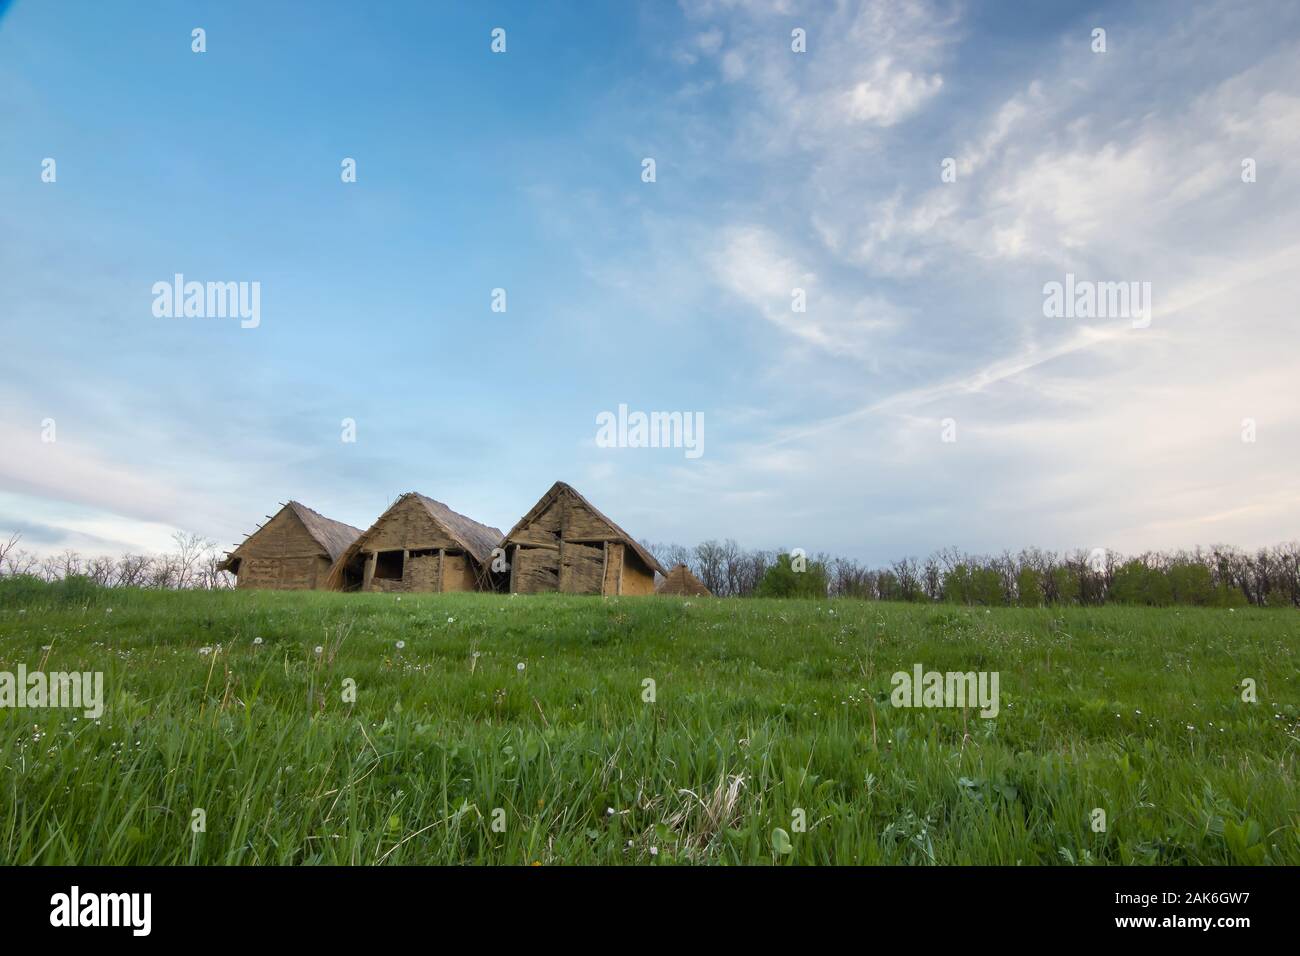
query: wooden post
558 495 567 593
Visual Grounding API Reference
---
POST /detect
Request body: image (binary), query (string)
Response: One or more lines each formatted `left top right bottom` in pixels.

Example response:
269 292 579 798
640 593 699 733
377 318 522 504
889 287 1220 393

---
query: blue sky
2 0 1298 564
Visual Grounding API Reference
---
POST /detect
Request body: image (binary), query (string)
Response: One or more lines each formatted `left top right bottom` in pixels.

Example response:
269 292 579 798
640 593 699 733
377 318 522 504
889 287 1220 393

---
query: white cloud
711 225 901 359
678 0 954 152
840 58 943 126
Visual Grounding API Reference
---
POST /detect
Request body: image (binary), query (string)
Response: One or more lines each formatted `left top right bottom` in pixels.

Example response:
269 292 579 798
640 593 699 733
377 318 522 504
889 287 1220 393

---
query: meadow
0 581 1296 865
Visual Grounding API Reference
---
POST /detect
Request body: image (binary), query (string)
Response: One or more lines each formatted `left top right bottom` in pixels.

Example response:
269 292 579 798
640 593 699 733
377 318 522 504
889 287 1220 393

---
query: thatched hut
326 492 502 593
219 501 363 590
499 481 664 595
657 563 711 596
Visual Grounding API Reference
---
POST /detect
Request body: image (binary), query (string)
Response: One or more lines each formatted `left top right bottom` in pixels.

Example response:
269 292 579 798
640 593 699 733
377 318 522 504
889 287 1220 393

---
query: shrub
0 574 104 608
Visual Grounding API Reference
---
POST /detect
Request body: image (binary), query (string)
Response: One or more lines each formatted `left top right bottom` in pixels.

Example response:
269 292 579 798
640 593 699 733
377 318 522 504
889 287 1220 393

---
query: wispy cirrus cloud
635 0 1300 557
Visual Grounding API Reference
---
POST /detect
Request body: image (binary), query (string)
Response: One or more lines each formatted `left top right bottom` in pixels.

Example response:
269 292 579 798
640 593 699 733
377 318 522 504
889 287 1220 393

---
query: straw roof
502 481 665 575
405 492 503 565
657 563 711 596
218 500 362 571
286 501 364 562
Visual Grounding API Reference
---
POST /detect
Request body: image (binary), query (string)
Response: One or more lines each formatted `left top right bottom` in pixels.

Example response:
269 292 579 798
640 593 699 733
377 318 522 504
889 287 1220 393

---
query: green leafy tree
1113 561 1176 605
970 568 1005 605
1016 567 1043 606
942 565 1008 605
1168 562 1214 605
755 553 829 598
1049 566 1081 605
941 564 974 604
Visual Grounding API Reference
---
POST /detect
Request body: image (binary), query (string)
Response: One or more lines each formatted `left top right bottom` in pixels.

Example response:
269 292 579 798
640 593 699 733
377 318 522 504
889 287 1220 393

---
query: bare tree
831 555 871 598
735 549 772 596
891 557 922 601
115 554 154 588
922 554 943 601
694 540 727 596
0 532 20 576
720 539 745 597
3 547 39 577
170 531 217 589
200 545 234 589
86 555 118 586
55 549 84 579
665 543 693 572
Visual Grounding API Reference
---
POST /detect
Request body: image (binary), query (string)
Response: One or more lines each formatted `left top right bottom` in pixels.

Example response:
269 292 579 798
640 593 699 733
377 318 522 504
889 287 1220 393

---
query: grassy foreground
0 585 1296 865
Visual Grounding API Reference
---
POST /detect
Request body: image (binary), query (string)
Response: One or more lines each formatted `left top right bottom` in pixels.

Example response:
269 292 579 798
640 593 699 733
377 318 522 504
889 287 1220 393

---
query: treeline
642 540 1300 607
0 532 232 590
4 528 1298 607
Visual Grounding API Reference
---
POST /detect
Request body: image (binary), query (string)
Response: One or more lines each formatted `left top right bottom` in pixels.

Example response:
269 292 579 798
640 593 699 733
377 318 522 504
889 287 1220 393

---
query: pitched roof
406 492 503 565
286 501 365 562
502 481 665 575
657 563 712 596
219 501 363 571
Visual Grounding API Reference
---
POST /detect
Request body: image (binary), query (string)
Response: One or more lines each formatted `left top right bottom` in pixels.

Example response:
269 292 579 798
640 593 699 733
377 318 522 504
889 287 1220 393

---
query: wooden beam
512 539 559 551
558 495 567 592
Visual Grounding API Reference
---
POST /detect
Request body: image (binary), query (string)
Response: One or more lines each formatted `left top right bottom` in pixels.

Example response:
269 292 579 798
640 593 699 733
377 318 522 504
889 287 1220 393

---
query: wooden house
326 492 502 593
499 481 663 595
219 501 362 590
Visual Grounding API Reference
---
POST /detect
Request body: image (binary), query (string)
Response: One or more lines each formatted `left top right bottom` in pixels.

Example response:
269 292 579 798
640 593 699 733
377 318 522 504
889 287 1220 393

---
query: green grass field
1 584 1297 865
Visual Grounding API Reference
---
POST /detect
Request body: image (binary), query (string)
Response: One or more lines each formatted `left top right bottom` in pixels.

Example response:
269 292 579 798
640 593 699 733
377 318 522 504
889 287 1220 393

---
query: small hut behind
656 563 712 596
326 492 502 593
499 481 664 595
219 501 363 590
